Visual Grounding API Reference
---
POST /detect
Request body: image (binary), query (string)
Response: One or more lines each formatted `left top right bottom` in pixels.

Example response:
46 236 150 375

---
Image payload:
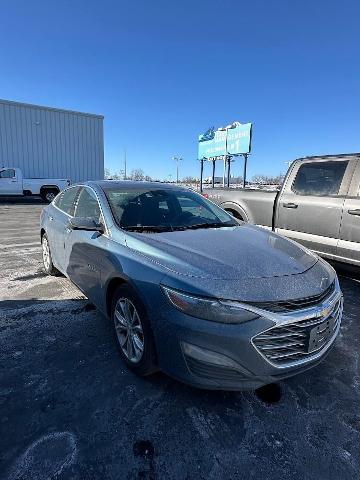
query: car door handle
283 203 298 209
348 209 360 216
49 216 53 221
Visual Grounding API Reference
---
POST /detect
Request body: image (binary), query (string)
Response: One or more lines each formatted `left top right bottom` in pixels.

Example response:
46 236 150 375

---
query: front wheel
111 285 158 376
42 234 59 276
225 209 244 221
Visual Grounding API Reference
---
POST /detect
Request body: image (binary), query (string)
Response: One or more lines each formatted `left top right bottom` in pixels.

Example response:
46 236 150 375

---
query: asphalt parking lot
1 200 360 480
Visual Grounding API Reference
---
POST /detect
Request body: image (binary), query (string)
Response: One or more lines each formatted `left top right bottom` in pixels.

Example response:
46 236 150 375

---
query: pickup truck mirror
68 217 104 233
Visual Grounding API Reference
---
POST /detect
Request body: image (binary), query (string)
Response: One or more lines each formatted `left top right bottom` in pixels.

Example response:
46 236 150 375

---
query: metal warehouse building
0 99 104 182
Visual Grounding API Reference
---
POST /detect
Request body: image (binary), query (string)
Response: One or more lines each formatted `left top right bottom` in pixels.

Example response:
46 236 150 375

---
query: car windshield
103 186 238 232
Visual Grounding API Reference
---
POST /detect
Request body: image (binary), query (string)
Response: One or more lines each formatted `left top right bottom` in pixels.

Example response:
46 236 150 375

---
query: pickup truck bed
207 188 278 228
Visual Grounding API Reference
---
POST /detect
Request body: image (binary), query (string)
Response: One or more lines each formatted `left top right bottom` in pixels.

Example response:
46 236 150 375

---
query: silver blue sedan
40 181 343 390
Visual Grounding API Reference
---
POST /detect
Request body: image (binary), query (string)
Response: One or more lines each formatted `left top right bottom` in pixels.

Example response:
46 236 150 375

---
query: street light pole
124 148 127 180
172 156 183 183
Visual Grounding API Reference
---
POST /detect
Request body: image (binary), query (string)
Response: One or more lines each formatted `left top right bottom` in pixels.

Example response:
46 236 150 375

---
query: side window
0 169 15 178
292 161 348 196
55 187 80 216
75 187 101 221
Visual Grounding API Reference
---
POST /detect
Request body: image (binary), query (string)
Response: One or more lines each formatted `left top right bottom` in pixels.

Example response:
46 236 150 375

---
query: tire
225 209 244 221
41 189 58 203
111 284 158 376
42 233 59 276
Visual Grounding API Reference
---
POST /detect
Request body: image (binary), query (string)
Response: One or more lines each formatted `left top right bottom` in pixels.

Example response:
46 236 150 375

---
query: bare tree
104 168 124 180
251 173 284 185
182 176 198 184
129 168 145 181
104 167 112 179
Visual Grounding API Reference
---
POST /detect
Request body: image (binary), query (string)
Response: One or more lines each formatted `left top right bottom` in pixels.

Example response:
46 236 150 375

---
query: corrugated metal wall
0 99 104 182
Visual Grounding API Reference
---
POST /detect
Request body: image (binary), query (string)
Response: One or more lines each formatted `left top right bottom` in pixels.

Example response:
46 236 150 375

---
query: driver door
0 168 21 195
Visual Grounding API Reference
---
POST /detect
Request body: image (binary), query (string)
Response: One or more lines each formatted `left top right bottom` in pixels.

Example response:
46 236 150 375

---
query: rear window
292 161 348 196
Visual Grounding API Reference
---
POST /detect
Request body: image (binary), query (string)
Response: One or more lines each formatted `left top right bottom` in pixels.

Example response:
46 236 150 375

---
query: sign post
198 122 252 192
200 159 204 193
212 160 216 188
243 153 248 188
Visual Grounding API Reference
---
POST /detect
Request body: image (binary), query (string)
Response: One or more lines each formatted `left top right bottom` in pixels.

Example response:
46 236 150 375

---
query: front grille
253 297 342 366
185 356 247 382
246 281 335 313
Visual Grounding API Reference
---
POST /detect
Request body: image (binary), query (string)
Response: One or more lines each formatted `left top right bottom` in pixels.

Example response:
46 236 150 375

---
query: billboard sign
198 122 252 160
226 123 252 155
198 128 227 160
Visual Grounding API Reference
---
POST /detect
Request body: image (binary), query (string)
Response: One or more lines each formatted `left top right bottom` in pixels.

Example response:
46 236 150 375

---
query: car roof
295 152 360 162
84 180 187 190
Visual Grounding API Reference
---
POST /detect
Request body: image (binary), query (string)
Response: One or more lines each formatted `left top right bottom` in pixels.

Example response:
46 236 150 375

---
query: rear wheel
42 234 59 276
41 189 58 203
111 285 157 376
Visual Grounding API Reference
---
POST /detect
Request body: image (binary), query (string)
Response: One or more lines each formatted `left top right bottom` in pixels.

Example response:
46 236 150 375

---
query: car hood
125 224 317 280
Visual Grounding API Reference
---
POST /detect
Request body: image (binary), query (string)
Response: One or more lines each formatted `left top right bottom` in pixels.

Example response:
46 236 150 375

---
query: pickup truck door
275 158 356 258
0 168 22 195
337 159 360 266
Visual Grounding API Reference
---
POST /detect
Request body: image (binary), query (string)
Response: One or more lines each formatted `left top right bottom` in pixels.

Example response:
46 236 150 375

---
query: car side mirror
68 217 104 233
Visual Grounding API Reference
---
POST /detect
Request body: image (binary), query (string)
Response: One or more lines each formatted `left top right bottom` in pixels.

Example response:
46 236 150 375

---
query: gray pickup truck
206 153 360 267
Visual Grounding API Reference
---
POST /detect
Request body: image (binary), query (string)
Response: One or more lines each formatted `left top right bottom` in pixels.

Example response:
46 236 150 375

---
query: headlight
161 286 259 324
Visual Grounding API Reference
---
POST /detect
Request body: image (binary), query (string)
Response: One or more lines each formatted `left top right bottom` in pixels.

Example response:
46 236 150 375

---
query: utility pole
172 156 183 183
124 148 127 180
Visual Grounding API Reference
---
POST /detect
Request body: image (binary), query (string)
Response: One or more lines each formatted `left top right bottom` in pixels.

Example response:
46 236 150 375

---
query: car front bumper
149 284 343 391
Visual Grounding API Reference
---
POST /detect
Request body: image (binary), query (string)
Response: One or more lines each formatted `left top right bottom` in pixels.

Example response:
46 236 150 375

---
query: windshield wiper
121 225 173 232
180 222 238 230
122 222 238 232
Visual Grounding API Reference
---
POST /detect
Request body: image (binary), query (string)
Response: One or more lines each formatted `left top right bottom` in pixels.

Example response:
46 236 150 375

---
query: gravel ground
1 199 360 480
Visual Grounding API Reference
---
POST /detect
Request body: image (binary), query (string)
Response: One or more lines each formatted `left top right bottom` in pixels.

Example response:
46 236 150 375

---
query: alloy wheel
114 298 144 363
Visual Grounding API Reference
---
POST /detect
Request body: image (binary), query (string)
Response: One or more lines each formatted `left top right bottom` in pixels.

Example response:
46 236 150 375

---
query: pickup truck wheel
42 234 59 276
41 189 58 203
225 209 244 221
111 285 158 376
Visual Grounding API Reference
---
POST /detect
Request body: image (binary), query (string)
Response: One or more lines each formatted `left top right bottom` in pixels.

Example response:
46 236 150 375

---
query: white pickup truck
0 167 70 202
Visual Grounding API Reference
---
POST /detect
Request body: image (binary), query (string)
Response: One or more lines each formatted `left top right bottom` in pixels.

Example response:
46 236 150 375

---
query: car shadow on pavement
0 196 47 205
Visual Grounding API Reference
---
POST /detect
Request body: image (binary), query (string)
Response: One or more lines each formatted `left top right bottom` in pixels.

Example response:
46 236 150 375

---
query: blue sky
1 0 359 180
